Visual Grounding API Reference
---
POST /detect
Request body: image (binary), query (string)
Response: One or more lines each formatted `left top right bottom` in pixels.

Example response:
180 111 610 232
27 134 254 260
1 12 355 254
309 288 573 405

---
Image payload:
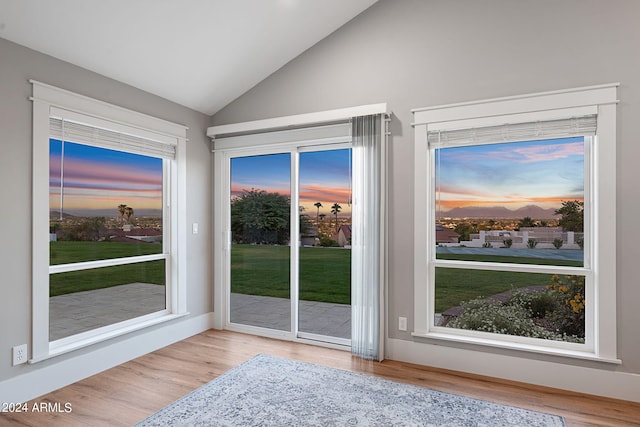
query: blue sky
436 137 584 211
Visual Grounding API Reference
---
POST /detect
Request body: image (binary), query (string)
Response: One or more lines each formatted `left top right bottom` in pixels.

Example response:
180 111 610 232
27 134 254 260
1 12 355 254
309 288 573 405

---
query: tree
517 216 536 229
124 206 134 223
299 206 312 236
454 222 477 242
230 189 290 244
117 204 128 223
313 202 323 225
554 200 584 232
331 203 342 232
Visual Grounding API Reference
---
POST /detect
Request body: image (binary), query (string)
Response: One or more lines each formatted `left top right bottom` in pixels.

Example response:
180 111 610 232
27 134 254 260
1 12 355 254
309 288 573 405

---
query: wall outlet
12 344 28 366
398 316 407 332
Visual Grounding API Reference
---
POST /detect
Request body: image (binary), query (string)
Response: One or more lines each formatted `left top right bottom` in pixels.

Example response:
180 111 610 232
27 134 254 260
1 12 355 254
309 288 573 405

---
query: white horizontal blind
428 115 597 147
50 117 176 159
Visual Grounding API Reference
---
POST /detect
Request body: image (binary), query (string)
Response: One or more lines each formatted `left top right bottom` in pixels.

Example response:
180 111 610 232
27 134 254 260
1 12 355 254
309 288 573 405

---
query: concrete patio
231 293 351 339
49 284 350 341
49 282 165 341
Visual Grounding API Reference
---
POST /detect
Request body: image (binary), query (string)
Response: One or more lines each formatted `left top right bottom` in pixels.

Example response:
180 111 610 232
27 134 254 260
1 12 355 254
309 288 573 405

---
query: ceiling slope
0 0 378 115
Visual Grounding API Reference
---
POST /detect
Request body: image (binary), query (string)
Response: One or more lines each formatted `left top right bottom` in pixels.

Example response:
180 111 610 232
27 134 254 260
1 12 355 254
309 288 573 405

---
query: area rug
135 354 565 426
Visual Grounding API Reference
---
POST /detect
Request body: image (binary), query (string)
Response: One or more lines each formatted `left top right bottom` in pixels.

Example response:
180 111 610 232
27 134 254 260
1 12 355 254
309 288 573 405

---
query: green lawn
50 241 161 265
50 241 581 313
231 244 351 304
49 241 164 296
231 245 583 311
434 253 583 312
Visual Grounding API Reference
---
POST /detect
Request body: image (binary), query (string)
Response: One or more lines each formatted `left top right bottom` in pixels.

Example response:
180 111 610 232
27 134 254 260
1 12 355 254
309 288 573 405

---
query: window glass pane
229 153 291 331
49 259 166 340
49 138 166 341
49 139 163 264
436 267 585 343
298 148 352 339
435 137 585 267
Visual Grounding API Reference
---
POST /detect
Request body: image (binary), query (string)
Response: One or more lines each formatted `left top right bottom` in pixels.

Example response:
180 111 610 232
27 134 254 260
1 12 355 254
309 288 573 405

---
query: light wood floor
1 330 639 426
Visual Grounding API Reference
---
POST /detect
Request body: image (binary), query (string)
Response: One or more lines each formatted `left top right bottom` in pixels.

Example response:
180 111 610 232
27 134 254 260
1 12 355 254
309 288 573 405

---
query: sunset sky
231 149 352 216
436 137 585 211
49 139 163 216
50 137 581 219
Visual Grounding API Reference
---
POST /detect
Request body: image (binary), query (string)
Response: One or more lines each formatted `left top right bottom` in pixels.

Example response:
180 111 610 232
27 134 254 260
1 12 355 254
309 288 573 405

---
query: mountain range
439 205 558 219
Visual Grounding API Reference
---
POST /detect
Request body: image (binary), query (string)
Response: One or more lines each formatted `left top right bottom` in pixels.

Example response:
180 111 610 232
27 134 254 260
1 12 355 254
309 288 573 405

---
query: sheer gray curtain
351 114 385 361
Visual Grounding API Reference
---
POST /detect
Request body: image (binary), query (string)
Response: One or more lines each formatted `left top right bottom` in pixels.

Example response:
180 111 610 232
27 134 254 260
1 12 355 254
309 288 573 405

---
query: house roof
435 227 458 243
338 225 352 239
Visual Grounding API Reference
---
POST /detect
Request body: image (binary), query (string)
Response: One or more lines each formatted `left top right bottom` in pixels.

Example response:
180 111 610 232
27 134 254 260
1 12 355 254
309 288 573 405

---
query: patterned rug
136 354 565 426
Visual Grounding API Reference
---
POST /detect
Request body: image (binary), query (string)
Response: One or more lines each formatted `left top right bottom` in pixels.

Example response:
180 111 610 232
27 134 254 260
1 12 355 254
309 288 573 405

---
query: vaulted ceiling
0 0 378 115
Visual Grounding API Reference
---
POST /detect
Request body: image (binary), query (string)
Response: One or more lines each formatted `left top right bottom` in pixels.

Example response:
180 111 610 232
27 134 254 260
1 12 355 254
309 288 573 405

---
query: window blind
50 117 176 159
427 115 597 147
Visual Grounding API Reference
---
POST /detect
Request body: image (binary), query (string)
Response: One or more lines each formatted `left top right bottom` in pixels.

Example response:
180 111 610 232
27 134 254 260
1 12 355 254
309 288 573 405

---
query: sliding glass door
229 153 291 331
298 148 352 342
227 146 352 344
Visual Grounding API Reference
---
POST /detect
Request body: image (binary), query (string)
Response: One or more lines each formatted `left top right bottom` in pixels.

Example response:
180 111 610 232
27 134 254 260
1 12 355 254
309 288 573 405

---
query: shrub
508 289 558 319
547 275 585 338
482 242 493 248
527 238 538 248
446 283 585 343
447 297 558 340
552 238 563 249
502 238 513 248
318 237 339 247
576 237 584 249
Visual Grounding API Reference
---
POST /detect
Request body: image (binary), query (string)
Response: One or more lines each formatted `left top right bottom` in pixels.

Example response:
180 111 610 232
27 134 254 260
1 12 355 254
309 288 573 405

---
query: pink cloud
492 142 584 163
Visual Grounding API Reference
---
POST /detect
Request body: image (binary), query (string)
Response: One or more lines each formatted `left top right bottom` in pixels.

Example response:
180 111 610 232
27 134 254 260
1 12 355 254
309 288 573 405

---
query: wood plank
1 330 638 426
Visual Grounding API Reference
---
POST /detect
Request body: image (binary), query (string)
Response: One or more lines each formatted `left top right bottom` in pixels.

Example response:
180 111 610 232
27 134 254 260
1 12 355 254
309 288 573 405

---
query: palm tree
313 202 323 225
124 206 134 223
331 202 342 232
517 216 536 229
117 204 127 223
319 213 326 222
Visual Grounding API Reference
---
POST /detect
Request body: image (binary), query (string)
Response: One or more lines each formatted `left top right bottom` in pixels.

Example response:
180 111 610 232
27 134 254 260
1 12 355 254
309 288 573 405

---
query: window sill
29 312 189 364
411 330 621 364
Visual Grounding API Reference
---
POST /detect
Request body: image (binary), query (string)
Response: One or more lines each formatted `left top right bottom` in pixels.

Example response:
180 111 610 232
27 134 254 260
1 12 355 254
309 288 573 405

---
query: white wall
213 0 640 400
0 37 213 401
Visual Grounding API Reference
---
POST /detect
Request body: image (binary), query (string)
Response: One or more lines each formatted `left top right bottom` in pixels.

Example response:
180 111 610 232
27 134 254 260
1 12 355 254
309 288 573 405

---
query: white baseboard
0 312 215 404
386 337 640 402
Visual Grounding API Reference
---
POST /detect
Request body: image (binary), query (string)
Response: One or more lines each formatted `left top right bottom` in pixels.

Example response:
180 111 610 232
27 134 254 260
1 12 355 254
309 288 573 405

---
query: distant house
435 225 459 244
337 225 352 247
108 227 163 244
300 225 318 247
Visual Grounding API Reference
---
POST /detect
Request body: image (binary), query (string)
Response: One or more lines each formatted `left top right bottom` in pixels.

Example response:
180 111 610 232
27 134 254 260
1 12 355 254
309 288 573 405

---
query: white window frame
31 81 188 362
412 84 619 363
209 103 387 350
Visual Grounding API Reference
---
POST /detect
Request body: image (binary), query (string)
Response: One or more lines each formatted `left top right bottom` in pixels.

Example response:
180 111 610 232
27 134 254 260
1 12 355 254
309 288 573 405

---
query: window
413 84 619 362
31 81 188 361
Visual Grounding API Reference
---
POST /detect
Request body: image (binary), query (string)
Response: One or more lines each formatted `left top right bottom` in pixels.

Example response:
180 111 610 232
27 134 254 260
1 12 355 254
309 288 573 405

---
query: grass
231 244 351 304
50 242 582 313
49 241 164 296
230 246 583 310
50 241 161 265
435 268 550 313
435 253 583 312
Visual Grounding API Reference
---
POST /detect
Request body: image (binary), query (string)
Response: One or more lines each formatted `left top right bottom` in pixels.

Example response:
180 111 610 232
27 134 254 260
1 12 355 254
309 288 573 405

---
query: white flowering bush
446 288 584 343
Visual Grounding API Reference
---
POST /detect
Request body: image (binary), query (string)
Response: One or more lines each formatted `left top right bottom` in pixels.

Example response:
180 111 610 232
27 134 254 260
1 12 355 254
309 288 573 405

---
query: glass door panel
298 149 352 339
229 153 291 331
